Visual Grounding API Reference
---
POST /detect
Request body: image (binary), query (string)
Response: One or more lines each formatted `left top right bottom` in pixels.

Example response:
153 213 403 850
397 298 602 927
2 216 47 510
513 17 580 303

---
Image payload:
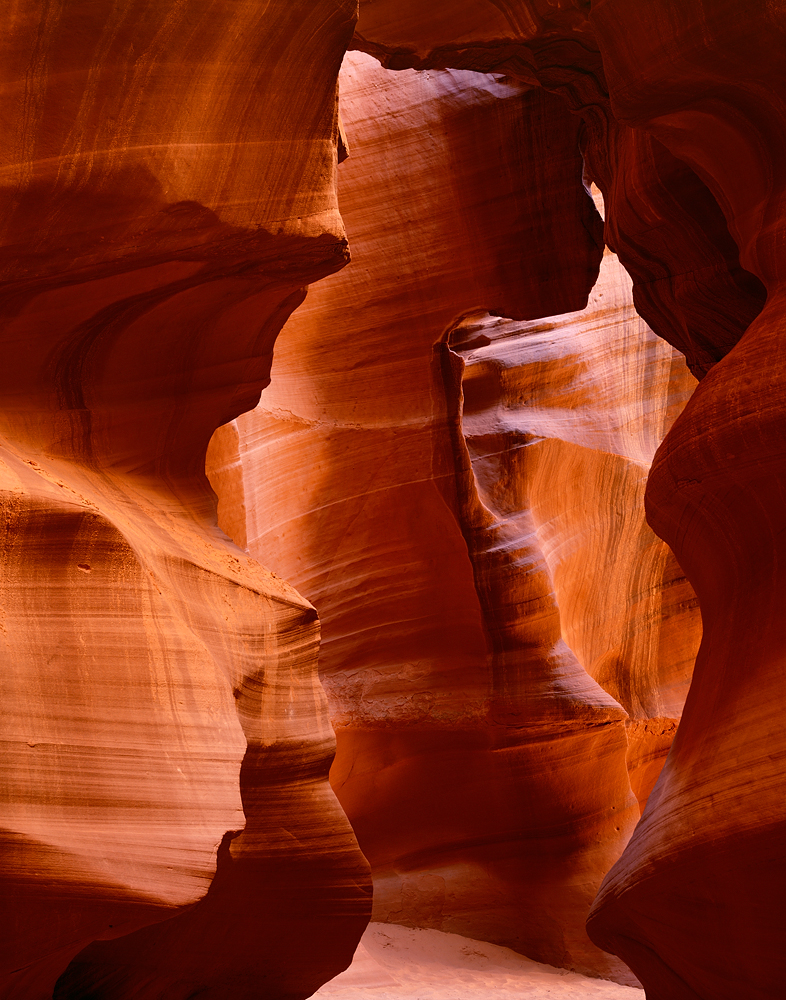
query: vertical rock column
209 50 698 983
442 244 698 816
585 2 786 997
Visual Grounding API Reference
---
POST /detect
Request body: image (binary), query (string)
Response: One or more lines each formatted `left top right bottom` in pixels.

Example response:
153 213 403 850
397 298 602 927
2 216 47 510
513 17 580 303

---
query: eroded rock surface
6 1 781 998
443 250 698 815
208 51 698 985
348 2 786 996
339 9 784 998
0 4 369 999
350 0 767 385
585 4 786 998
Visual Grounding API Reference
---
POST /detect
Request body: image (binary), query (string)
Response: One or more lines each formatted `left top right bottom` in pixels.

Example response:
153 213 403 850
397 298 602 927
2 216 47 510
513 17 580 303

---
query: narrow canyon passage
206 49 699 989
2 3 784 1000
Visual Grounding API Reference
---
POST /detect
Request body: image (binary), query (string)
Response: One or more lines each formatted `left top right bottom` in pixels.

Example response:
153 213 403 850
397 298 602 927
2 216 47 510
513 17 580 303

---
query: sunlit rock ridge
2 3 782 999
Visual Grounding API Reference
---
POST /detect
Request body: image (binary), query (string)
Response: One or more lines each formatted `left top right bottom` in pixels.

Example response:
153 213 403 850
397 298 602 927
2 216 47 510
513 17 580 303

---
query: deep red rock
339 9 784 996
585 3 786 997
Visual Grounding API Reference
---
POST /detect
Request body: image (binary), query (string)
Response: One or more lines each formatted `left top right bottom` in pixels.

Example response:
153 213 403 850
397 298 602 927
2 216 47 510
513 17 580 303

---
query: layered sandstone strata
585 4 786 998
208 50 699 984
5 1 779 998
443 256 698 816
0 3 369 999
349 0 767 384
339 8 781 997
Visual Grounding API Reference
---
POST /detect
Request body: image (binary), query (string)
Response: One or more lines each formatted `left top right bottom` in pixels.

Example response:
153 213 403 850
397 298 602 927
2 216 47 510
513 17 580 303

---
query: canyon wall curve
4 2 784 999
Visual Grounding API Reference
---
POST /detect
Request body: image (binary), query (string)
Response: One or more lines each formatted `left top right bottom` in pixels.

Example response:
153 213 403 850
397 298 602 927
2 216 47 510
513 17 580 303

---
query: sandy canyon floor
314 924 643 999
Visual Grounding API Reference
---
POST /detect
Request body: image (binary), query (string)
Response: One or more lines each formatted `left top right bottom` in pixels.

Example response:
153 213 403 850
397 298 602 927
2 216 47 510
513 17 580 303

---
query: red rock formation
6 1 778 996
207 51 698 984
0 3 369 998
444 249 699 815
350 0 767 385
340 8 781 996
584 4 786 998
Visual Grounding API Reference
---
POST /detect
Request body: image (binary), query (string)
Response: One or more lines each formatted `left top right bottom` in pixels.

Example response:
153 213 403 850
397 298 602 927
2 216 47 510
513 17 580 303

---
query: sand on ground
312 923 643 999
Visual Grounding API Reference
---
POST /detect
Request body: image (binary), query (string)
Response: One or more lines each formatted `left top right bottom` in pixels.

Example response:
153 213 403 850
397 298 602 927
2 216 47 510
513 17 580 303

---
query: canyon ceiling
1 2 783 999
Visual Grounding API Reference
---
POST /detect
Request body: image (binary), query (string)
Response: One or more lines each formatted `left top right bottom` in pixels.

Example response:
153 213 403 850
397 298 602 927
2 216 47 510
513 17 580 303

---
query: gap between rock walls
3 3 782 1000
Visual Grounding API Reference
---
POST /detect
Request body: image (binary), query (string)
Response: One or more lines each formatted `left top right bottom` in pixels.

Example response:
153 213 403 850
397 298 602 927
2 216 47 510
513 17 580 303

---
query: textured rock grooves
440 277 698 810
1 4 369 1000
585 4 786 998
207 50 698 988
321 2 781 997
5 2 784 999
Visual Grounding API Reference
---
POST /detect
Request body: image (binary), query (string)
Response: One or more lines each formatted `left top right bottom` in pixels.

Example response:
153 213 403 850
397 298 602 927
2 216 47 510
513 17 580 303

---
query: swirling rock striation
349 0 767 384
585 3 786 998
344 6 782 997
208 50 698 984
442 248 698 815
6 1 779 997
0 3 370 999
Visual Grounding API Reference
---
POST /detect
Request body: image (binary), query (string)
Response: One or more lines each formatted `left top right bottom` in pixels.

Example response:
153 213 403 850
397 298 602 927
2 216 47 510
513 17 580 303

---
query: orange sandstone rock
444 248 698 812
344 6 781 994
0 3 369 998
208 51 698 984
350 1 767 385
6 1 775 996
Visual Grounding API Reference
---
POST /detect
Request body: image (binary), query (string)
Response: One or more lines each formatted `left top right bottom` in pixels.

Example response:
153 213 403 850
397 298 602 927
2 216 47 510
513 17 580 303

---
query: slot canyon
0 2 782 999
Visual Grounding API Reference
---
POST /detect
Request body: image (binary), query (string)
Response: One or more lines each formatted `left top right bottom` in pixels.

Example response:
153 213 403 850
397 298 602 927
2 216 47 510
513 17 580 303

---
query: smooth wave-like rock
6 1 781 997
585 3 786 998
443 249 699 807
0 4 369 999
208 50 698 986
341 9 782 996
350 1 767 386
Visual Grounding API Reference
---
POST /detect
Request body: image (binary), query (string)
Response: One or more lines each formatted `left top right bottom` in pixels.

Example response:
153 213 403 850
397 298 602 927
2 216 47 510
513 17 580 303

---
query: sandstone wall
4 2 782 998
586 4 786 998
337 9 785 997
207 50 699 986
0 4 370 999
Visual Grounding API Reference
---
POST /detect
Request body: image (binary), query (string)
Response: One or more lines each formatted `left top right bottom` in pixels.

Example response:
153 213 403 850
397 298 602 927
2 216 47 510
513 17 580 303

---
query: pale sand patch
313 924 643 999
